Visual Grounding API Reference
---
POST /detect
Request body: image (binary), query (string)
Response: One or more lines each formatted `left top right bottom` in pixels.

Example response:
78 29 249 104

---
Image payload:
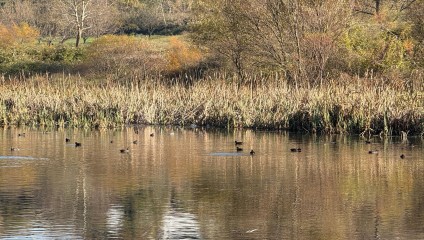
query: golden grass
0 73 423 135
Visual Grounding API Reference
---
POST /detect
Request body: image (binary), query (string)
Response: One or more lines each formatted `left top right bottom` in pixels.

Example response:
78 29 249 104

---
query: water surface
0 127 423 239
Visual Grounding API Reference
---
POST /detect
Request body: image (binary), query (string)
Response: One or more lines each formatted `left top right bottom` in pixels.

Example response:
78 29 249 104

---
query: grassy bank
1 74 423 136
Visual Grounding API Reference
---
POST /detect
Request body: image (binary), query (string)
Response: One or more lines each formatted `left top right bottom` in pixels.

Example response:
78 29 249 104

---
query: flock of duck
64 132 156 153
364 140 409 159
234 140 255 155
9 132 412 159
368 150 406 159
237 142 301 155
233 139 410 159
66 136 258 155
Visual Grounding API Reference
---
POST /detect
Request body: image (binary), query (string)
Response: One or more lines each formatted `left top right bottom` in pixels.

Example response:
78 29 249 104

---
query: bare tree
192 0 253 80
55 0 117 47
82 1 120 42
137 9 163 37
192 0 353 85
353 0 418 15
30 0 64 45
300 0 353 84
0 0 35 25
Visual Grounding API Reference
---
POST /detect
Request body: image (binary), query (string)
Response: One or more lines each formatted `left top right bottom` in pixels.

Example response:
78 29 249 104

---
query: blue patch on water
0 156 48 160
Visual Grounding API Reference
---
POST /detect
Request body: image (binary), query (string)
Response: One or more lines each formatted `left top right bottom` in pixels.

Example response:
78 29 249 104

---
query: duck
150 133 154 137
110 140 114 143
120 147 129 153
235 140 243 145
368 150 378 154
250 149 255 155
75 142 82 147
236 146 243 151
65 138 70 142
290 148 301 152
10 147 19 151
133 140 138 144
365 140 371 144
400 154 405 159
18 133 25 137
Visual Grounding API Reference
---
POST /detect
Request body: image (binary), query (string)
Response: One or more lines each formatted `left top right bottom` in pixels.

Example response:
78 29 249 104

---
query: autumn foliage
84 35 205 78
85 35 164 77
0 23 39 49
167 36 203 73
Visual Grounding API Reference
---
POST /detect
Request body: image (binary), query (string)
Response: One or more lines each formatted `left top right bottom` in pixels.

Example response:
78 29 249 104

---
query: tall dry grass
0 73 423 135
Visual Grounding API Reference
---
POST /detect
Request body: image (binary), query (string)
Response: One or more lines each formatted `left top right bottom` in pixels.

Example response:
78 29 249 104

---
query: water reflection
106 204 124 238
0 126 423 239
161 192 201 239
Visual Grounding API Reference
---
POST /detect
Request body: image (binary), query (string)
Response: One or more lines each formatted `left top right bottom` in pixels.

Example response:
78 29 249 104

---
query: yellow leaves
340 21 414 73
0 24 15 49
86 35 160 75
88 34 146 58
91 34 141 46
167 36 203 72
13 22 39 44
0 22 39 49
403 39 414 54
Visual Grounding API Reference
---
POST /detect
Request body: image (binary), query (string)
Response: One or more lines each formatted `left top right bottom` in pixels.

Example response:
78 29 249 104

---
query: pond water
0 126 423 239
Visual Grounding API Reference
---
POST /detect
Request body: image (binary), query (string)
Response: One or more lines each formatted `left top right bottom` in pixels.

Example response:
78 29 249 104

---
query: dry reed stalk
0 74 423 135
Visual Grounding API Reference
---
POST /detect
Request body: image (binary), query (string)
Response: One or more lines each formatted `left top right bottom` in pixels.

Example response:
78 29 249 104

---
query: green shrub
339 21 413 75
41 46 85 63
0 50 13 64
0 44 84 76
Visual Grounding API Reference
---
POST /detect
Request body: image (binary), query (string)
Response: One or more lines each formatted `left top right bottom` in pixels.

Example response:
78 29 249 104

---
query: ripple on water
208 152 250 157
0 156 49 160
0 156 48 163
1 222 83 240
0 156 49 169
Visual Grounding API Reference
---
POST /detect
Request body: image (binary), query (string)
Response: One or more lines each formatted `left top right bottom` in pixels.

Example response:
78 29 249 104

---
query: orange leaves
84 35 205 77
403 39 414 54
85 35 159 75
167 36 203 72
0 24 15 49
0 22 39 49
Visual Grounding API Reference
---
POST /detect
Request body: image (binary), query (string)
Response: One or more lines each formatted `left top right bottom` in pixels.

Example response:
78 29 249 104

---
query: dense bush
41 46 85 63
339 21 413 76
0 22 86 75
0 45 84 76
83 35 205 81
167 36 203 73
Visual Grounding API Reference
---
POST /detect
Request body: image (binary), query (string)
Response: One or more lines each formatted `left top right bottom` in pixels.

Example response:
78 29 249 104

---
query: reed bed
0 74 423 135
